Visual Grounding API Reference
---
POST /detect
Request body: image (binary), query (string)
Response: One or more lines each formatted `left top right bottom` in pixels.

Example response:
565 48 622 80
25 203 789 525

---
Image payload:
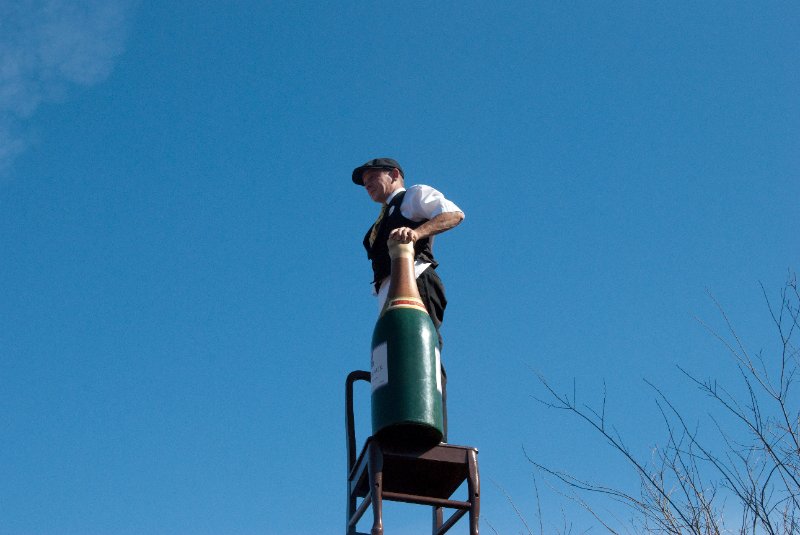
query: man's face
362 168 400 203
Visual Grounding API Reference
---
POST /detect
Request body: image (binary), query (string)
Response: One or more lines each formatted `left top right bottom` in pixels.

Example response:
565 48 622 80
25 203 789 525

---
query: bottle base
375 422 443 449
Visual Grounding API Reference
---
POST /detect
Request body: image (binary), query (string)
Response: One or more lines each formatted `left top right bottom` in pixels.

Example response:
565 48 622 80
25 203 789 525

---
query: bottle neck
382 241 428 315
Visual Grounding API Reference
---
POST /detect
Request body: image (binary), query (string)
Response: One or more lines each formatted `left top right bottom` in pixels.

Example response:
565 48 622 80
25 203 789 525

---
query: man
353 157 464 442
352 157 464 347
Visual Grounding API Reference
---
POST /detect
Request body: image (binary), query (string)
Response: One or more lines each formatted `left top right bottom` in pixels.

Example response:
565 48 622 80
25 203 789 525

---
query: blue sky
1 2 797 534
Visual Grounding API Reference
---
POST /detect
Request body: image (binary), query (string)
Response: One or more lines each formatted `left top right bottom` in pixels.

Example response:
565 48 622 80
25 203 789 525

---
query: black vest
363 190 438 289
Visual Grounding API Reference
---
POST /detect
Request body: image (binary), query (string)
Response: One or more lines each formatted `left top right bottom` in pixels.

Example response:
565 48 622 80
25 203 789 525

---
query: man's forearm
388 211 464 243
413 211 464 240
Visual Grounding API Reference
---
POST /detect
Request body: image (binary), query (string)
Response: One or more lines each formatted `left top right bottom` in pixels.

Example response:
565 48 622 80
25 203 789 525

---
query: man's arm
388 211 464 243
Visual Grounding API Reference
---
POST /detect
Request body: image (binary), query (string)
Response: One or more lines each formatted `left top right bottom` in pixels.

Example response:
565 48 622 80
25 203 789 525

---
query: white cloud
0 0 134 171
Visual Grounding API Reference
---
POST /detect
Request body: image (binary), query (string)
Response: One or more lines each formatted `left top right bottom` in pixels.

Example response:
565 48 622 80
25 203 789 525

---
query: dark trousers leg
416 268 447 348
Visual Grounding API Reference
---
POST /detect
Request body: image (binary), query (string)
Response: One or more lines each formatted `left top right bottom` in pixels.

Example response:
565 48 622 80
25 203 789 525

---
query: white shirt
374 185 464 310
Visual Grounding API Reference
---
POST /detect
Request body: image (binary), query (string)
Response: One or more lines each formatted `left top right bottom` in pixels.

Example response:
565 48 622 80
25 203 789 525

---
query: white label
435 346 442 393
371 343 388 392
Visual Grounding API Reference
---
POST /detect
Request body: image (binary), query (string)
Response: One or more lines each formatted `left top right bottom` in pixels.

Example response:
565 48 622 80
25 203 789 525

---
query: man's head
352 157 405 204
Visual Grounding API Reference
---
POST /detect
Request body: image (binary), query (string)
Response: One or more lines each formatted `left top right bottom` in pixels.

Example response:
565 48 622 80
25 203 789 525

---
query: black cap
352 158 404 185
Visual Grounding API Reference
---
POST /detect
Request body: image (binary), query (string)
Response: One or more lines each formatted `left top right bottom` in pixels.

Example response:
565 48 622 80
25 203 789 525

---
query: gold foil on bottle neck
381 239 429 317
388 240 414 260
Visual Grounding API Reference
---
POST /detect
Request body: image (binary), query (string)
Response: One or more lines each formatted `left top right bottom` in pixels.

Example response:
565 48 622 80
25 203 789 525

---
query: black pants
417 268 448 441
416 268 447 348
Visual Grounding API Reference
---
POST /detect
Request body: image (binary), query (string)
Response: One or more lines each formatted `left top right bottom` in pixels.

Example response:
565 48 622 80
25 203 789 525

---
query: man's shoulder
404 184 443 197
399 185 436 207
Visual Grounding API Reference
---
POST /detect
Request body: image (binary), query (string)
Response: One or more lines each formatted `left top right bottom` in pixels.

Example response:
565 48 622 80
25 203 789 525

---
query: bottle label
371 342 389 391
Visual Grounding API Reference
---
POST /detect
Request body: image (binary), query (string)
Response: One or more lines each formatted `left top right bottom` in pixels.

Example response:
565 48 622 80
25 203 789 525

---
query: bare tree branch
527 275 799 534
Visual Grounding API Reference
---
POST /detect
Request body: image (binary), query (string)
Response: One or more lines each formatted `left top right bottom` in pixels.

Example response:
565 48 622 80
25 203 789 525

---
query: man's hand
389 226 418 243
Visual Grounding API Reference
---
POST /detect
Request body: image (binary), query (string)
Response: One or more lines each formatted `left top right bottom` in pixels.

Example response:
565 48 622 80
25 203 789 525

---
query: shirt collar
385 187 406 205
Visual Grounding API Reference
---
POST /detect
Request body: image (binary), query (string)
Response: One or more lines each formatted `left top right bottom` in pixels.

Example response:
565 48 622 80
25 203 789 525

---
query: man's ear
389 167 402 182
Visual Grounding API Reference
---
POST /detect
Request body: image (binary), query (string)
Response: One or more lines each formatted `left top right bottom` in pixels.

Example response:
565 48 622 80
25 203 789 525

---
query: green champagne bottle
370 239 443 447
